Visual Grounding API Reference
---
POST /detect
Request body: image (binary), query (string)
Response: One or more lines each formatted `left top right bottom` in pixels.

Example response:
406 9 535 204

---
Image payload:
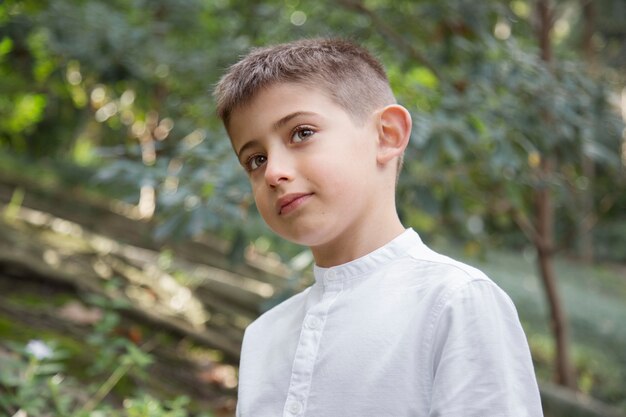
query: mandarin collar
313 228 422 287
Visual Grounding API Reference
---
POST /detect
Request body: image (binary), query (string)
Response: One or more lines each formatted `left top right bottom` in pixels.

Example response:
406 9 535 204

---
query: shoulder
401 241 525 345
406 241 489 282
398 239 502 296
395 239 518 322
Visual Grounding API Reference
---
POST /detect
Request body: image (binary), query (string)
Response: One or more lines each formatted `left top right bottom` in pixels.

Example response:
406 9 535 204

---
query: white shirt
236 229 543 417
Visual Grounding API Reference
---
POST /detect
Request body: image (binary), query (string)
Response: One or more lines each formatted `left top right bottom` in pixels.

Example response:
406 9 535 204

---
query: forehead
230 81 332 116
226 82 346 138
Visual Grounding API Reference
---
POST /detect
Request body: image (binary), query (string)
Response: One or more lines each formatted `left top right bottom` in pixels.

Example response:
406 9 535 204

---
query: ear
375 104 412 165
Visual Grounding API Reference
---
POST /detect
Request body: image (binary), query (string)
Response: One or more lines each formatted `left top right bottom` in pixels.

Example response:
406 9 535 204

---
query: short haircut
214 38 396 127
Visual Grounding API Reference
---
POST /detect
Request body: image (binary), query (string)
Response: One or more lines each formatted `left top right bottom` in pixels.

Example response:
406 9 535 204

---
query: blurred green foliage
0 0 623 260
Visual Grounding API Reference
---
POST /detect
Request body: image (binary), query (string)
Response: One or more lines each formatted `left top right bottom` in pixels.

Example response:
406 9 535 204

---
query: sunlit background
0 1 625 416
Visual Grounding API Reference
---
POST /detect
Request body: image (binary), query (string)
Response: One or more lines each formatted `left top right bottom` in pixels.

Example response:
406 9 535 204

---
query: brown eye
246 154 267 171
291 127 315 143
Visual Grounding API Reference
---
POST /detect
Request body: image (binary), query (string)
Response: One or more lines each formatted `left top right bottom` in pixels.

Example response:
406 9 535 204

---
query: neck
311 212 405 268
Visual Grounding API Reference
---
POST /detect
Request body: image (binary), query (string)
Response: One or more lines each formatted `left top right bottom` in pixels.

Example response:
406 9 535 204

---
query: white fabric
236 229 543 417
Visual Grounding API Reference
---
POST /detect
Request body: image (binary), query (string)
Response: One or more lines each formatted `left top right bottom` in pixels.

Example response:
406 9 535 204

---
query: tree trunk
536 0 553 63
535 158 575 388
534 0 576 389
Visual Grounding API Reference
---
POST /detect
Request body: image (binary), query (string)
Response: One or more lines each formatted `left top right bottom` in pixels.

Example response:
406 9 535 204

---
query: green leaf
0 36 12 58
408 66 439 90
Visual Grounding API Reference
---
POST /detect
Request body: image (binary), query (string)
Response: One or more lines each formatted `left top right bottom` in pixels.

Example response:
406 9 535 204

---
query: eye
245 154 267 172
291 126 315 143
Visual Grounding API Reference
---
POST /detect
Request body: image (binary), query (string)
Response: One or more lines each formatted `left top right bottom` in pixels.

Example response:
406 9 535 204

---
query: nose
264 149 294 187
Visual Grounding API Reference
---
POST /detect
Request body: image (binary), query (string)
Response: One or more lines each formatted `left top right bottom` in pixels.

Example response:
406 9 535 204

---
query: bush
0 331 214 417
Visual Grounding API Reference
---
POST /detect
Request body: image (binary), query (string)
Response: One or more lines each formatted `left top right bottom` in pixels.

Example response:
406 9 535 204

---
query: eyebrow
236 111 318 159
272 111 316 131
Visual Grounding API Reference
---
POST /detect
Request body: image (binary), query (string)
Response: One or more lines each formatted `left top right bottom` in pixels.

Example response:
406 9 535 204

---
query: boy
214 38 543 417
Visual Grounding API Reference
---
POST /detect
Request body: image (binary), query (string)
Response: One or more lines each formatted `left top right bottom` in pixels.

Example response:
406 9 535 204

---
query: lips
276 193 313 215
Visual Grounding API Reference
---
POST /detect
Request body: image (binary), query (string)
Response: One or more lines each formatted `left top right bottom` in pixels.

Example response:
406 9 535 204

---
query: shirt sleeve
428 279 544 417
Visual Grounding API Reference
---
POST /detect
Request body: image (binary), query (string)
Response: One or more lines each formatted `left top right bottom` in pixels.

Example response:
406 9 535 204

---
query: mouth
277 193 313 215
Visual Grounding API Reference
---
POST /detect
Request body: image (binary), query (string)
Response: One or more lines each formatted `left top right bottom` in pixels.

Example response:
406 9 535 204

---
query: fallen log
0 250 243 361
0 175 291 286
0 205 285 361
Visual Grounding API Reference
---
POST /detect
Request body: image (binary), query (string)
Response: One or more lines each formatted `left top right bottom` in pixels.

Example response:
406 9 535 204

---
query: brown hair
214 38 396 127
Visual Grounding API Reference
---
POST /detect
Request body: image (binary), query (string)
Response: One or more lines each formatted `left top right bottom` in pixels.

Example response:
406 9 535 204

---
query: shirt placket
283 269 342 417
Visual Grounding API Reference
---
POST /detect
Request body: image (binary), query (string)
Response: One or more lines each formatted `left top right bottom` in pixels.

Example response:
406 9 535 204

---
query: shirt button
305 316 321 330
287 401 302 414
326 270 336 280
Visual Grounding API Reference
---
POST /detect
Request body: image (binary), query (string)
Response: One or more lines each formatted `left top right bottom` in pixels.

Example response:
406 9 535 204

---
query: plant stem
80 361 133 412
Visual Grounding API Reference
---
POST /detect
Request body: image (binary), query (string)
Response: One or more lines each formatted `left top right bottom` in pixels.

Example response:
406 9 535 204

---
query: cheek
312 160 366 202
249 185 272 218
253 189 270 210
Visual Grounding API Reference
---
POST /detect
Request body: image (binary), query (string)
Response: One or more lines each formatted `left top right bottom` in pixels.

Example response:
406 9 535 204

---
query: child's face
228 82 381 250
